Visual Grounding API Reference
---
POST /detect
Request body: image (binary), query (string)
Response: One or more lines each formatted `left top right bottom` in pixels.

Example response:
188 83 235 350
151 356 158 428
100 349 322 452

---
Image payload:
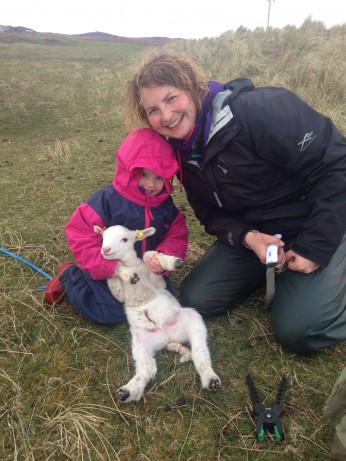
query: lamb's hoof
174 259 183 269
130 273 140 284
116 388 130 401
208 378 221 390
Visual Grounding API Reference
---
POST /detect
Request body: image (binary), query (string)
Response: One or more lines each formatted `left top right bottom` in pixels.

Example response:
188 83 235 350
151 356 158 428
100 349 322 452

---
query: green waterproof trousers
180 233 346 353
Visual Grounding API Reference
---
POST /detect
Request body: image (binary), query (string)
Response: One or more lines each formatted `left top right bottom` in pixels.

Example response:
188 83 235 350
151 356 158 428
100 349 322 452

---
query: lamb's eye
121 238 128 242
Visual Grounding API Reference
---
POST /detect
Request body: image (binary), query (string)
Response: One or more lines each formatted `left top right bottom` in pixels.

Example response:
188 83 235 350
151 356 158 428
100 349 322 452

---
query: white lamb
94 224 221 403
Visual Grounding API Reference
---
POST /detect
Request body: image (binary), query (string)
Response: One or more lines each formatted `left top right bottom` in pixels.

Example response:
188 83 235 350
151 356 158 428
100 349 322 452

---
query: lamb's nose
102 247 111 254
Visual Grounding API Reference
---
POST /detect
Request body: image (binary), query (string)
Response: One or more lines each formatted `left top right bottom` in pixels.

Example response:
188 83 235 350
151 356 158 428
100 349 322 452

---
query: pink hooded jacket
65 128 188 280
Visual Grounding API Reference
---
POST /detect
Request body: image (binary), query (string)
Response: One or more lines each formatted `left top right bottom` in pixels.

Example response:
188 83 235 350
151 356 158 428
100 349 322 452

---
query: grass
1 23 346 460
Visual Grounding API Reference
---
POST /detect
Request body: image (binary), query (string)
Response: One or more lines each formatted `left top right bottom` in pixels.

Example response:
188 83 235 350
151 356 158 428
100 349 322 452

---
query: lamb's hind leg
183 309 221 391
116 329 158 403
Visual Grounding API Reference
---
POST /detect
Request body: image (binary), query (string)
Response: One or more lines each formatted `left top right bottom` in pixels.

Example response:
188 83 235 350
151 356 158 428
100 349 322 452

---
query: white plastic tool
266 234 282 268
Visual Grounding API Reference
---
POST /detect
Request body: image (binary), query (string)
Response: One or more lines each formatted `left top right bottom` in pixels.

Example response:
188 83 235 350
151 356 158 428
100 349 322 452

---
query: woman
125 53 346 353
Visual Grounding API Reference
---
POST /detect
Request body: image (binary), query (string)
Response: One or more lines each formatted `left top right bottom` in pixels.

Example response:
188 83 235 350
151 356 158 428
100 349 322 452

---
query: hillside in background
1 18 345 133
0 24 35 32
0 23 176 46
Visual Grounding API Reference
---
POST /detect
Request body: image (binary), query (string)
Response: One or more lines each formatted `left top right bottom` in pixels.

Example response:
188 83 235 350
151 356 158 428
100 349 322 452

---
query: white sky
2 0 345 39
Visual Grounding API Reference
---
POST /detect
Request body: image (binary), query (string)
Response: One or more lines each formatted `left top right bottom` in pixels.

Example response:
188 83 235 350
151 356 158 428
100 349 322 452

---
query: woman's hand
243 231 286 269
285 250 321 273
244 231 321 273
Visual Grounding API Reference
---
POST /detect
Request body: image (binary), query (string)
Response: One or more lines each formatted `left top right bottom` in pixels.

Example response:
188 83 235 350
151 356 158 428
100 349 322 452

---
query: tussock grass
39 140 72 163
1 20 345 460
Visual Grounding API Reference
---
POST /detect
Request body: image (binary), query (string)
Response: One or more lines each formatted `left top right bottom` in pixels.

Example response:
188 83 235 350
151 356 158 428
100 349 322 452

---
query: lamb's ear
94 225 105 235
135 227 156 241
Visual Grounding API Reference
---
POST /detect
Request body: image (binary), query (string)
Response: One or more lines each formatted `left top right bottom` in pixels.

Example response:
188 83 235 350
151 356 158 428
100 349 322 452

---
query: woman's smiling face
140 85 197 140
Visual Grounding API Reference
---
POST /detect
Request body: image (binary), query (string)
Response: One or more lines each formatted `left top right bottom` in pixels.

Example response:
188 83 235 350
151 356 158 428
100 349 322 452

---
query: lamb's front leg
117 265 140 285
107 277 125 302
116 329 158 403
143 251 183 271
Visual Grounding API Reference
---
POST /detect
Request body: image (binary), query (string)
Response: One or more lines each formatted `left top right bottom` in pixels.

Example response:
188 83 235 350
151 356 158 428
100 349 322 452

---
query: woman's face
140 85 197 140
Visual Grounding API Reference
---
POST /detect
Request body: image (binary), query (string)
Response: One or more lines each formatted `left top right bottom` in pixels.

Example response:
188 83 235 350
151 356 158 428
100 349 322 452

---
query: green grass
1 24 345 460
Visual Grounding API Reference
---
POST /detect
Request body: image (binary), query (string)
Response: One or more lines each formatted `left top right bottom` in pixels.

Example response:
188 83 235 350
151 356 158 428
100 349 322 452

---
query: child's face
140 85 197 140
138 168 165 196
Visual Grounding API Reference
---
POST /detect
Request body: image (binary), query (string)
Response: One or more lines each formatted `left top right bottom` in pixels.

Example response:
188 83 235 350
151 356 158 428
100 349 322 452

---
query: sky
2 0 345 40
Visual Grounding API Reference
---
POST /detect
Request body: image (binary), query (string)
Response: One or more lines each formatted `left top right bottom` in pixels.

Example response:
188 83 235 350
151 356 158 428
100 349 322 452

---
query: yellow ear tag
135 230 144 239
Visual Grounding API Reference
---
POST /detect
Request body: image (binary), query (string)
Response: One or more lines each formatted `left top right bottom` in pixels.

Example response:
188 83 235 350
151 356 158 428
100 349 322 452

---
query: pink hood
65 128 187 280
113 128 179 206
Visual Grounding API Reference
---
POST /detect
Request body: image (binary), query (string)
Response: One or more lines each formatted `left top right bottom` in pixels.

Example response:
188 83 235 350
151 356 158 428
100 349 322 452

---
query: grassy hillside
0 21 345 460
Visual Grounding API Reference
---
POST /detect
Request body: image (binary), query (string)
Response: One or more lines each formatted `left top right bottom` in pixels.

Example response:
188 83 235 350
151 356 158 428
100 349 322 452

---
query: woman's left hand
285 250 321 273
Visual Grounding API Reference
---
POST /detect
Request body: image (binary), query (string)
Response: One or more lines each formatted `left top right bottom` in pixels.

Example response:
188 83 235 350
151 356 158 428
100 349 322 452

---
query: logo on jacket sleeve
298 131 317 151
226 231 234 246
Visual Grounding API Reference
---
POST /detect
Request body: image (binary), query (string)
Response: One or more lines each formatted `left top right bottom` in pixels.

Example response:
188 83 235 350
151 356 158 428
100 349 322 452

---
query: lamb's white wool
94 224 221 403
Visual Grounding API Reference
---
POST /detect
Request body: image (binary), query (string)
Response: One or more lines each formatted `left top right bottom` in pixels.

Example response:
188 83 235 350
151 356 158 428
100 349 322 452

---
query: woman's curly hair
125 53 208 130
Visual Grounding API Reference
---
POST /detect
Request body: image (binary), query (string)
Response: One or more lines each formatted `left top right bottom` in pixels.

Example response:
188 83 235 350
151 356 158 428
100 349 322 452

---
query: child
45 128 188 324
125 53 346 354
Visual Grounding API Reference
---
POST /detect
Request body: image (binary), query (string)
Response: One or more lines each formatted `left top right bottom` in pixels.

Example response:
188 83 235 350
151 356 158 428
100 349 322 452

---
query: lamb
94 224 221 403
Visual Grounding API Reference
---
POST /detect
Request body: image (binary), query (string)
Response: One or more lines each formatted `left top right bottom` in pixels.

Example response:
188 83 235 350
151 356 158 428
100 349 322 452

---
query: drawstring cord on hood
144 198 154 224
142 197 154 254
177 150 183 191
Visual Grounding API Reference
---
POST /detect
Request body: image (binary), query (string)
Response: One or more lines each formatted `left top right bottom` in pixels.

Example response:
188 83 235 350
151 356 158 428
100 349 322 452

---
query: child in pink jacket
45 128 188 324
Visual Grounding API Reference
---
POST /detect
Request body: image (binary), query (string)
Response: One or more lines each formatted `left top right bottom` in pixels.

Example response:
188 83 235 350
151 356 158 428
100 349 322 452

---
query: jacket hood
224 77 255 97
113 128 179 207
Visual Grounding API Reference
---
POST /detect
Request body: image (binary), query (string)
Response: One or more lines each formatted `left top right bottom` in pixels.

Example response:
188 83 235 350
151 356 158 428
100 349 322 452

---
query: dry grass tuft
42 403 121 461
38 140 72 163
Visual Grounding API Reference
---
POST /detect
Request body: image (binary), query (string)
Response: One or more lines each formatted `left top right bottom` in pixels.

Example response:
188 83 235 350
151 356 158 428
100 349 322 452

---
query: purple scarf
169 81 224 153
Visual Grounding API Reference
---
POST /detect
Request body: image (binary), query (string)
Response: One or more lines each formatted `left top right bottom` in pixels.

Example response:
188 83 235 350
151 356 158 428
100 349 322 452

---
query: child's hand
145 252 164 273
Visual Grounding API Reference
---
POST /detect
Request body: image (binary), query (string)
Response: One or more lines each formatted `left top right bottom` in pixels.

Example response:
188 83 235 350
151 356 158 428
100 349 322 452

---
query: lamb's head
93 225 156 263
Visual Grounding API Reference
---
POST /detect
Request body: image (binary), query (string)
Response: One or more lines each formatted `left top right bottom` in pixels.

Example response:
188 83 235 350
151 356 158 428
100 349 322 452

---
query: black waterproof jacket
179 78 346 266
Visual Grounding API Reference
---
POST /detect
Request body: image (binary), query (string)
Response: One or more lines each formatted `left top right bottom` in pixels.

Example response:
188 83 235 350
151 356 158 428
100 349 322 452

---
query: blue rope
0 247 53 290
